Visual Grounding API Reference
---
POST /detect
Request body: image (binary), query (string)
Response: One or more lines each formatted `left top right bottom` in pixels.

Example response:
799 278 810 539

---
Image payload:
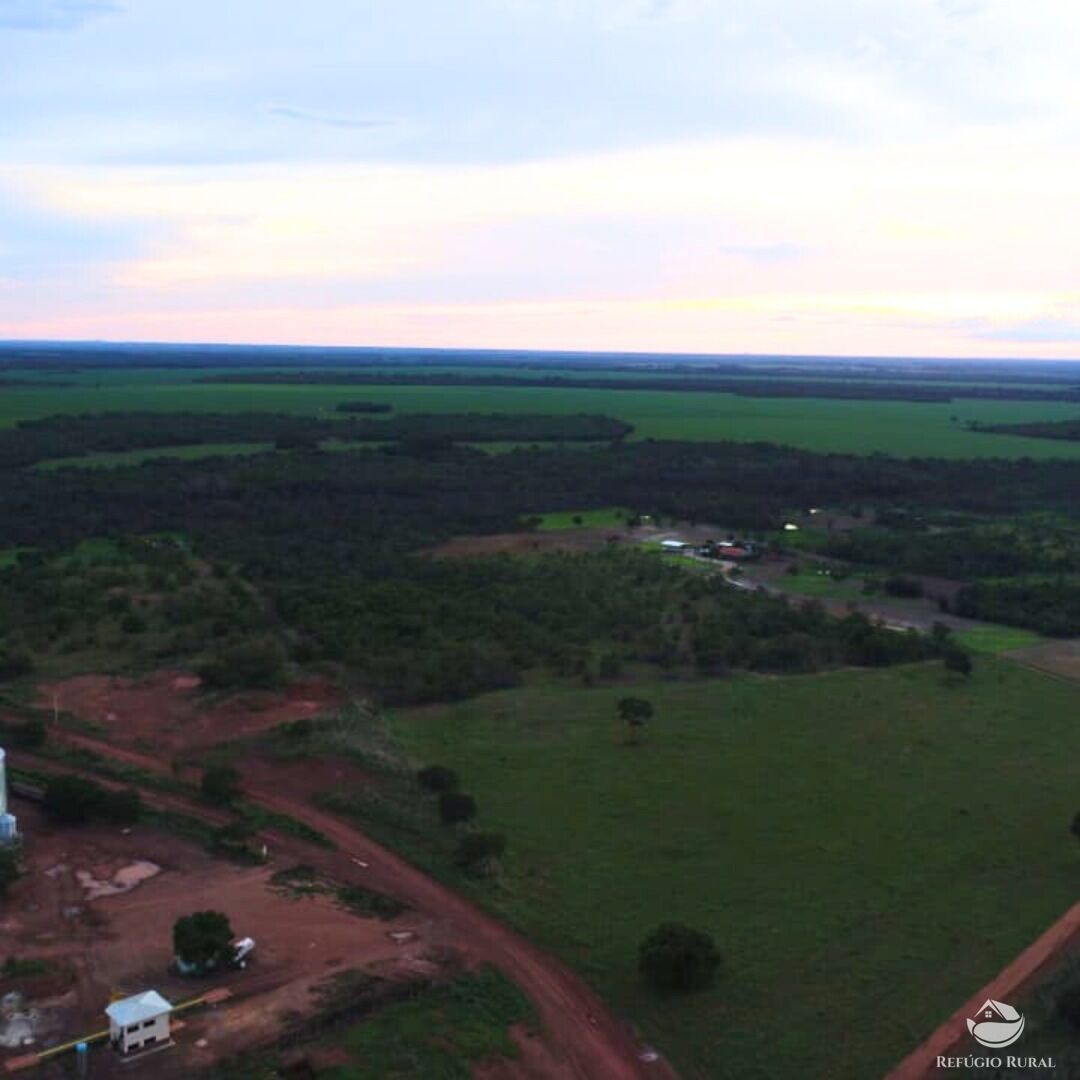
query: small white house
106 990 173 1056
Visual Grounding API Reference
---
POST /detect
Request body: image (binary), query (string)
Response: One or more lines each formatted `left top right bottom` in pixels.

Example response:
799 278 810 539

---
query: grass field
392 660 1080 1079
954 625 1044 654
5 368 1080 457
532 507 633 530
771 570 868 601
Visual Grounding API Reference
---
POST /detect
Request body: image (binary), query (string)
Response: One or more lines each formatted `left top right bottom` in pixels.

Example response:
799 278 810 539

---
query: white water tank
0 748 19 845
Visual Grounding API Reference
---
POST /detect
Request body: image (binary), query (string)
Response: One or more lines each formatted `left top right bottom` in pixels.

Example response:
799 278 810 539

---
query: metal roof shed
106 991 174 1056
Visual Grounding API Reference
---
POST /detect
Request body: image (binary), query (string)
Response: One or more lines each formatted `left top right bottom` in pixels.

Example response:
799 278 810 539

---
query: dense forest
954 579 1080 636
1 424 1018 702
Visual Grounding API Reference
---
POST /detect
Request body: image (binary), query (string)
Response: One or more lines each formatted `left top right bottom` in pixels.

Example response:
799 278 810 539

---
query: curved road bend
15 732 675 1080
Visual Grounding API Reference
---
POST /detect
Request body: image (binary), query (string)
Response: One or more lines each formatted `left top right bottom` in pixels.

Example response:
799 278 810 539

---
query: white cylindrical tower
0 747 18 845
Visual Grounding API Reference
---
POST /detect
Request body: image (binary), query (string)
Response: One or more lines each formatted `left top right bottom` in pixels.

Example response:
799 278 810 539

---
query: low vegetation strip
196 369 1080 403
0 410 632 468
390 661 1080 1079
972 418 1080 441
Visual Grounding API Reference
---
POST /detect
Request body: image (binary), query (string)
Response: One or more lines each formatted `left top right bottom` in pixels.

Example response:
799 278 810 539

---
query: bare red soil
430 529 628 558
0 803 435 1076
36 671 341 754
13 673 672 1079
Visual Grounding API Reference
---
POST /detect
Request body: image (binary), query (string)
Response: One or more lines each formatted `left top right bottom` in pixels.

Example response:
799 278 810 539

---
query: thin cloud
974 318 1080 343
0 0 120 31
265 105 392 132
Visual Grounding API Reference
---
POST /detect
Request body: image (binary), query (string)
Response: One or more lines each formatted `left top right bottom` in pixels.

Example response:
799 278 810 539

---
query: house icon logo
966 999 1025 1049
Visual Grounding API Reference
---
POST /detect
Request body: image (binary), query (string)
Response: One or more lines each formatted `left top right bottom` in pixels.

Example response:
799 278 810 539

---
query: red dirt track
19 675 673 1079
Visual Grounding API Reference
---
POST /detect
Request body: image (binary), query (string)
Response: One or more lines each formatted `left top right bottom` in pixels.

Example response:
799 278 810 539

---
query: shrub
211 820 262 861
42 774 105 825
1057 984 1080 1030
438 791 477 825
99 787 143 825
944 648 973 678
638 922 721 993
201 765 241 805
120 612 147 634
454 832 507 877
0 650 34 682
417 765 459 793
335 884 405 920
0 850 20 899
2 717 45 749
199 639 287 690
883 576 924 599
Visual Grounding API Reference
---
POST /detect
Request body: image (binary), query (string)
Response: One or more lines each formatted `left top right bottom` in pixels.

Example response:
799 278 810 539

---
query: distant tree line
334 401 394 413
196 371 1080 404
0 410 633 468
973 418 1080 442
954 579 1080 637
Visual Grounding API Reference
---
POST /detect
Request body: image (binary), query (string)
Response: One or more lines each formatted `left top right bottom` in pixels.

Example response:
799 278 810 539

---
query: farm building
660 540 688 550
700 540 757 561
106 990 173 1056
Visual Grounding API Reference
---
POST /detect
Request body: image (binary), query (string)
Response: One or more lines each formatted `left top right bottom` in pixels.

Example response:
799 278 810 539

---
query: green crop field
5 367 1080 457
393 660 1080 1079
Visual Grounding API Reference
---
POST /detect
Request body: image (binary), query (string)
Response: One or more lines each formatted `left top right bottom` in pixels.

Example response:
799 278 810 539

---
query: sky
2 0 1079 358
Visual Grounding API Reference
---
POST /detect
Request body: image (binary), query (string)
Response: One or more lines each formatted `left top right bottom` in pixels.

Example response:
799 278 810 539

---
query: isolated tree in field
617 697 653 745
1070 811 1080 847
173 910 234 972
944 647 973 678
638 922 720 994
201 765 241 805
454 832 507 877
417 764 459 793
0 849 20 899
1057 982 1080 1030
99 787 142 825
438 791 477 825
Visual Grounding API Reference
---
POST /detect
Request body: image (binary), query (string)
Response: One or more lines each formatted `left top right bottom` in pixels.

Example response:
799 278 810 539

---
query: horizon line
3 337 1079 366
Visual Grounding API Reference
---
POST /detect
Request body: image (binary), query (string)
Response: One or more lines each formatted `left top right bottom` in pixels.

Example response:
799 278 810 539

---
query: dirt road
16 728 673 1080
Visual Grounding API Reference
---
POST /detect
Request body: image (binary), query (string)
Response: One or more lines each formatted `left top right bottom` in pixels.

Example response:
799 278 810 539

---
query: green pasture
531 507 633 530
772 569 868 601
5 368 1080 457
954 625 1044 655
393 660 1080 1079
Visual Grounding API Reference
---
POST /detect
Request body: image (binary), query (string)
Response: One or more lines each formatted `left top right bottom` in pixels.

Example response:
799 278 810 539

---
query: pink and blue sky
2 0 1078 357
